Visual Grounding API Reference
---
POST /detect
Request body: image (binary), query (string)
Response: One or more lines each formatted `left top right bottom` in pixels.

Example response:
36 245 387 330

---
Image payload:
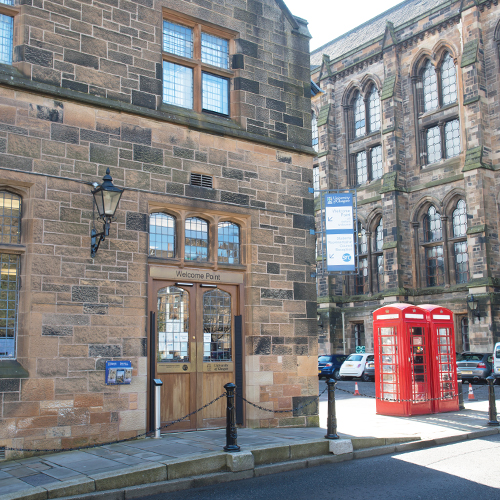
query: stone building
0 0 317 455
311 0 500 355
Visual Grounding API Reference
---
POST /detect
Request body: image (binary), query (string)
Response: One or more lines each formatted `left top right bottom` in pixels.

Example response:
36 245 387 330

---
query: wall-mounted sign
106 360 132 385
150 266 243 283
324 193 355 271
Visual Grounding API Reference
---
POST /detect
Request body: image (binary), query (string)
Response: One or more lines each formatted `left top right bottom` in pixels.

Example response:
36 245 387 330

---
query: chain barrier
4 392 226 454
237 385 328 414
334 385 460 403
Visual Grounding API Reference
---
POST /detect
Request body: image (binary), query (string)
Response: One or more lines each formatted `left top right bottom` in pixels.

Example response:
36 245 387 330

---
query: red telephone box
373 304 433 416
420 305 459 413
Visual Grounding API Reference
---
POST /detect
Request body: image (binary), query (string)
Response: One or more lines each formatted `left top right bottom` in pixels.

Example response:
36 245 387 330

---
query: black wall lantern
90 168 124 258
467 294 480 319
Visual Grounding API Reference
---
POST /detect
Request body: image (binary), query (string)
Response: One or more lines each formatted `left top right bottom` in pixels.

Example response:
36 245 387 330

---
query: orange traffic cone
354 382 360 396
468 383 475 400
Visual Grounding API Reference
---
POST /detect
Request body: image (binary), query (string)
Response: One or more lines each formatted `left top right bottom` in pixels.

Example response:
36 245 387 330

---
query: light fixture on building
467 294 480 319
90 168 124 258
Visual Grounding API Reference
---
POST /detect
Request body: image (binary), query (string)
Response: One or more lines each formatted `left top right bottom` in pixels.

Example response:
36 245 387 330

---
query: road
135 434 500 500
319 378 493 402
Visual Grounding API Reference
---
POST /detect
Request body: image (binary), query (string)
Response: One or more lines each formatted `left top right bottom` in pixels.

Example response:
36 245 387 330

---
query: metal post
325 378 339 439
457 372 464 410
223 382 240 452
153 379 163 438
486 376 499 426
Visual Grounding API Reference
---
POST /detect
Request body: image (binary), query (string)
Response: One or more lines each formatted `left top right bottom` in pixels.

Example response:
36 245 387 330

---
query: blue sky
284 0 405 51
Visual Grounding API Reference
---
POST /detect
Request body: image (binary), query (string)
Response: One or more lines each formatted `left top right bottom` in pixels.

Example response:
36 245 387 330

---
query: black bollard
325 378 339 439
457 372 465 410
223 382 241 452
486 376 499 426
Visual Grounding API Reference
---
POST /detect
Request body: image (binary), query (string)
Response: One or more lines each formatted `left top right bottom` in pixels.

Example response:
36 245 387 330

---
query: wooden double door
149 280 240 431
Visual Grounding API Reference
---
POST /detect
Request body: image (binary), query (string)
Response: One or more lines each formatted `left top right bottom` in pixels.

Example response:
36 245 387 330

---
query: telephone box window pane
157 286 189 362
0 254 20 359
0 14 13 65
202 73 229 115
163 62 193 109
149 213 175 258
203 289 231 361
218 221 239 264
201 32 229 69
185 217 208 262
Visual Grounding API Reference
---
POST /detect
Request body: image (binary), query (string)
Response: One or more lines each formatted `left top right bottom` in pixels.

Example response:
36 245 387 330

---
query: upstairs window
149 213 176 258
423 60 438 112
354 92 365 138
162 16 232 116
185 217 208 262
368 86 381 133
218 221 239 264
441 53 457 106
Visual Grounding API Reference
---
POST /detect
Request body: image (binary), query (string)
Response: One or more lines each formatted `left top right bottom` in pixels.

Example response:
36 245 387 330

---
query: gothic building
0 0 316 456
311 0 500 354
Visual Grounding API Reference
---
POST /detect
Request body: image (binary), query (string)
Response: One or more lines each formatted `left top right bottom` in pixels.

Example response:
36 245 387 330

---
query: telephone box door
407 323 433 415
420 305 459 413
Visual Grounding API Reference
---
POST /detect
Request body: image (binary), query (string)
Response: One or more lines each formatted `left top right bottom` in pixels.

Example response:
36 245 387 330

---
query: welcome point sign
325 193 356 272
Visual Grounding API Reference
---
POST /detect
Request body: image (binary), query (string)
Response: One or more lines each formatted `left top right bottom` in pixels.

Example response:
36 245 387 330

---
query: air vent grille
191 173 213 189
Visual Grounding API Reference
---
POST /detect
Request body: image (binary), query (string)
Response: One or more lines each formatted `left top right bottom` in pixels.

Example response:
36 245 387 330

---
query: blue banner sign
105 360 132 385
325 193 355 271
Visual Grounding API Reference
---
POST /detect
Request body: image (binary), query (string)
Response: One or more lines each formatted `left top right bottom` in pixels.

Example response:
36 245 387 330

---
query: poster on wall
106 360 132 385
324 193 355 271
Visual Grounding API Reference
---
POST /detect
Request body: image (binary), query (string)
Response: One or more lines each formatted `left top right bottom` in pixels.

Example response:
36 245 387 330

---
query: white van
493 342 500 381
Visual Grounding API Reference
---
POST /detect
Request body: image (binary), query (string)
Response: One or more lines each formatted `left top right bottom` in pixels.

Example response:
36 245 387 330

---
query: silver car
456 352 492 384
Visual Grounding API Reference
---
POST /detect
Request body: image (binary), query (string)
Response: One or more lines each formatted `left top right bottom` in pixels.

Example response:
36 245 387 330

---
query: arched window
356 224 368 294
312 112 318 152
441 53 457 106
423 206 444 286
149 213 176 258
423 60 438 112
185 217 208 262
348 86 382 186
354 92 365 138
0 191 21 359
452 199 468 284
416 53 460 166
368 86 381 133
374 218 384 292
218 221 240 264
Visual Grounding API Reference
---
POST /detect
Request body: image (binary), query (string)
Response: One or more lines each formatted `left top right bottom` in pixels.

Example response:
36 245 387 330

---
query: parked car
493 343 500 382
318 354 348 380
456 352 493 383
339 353 375 382
364 359 375 381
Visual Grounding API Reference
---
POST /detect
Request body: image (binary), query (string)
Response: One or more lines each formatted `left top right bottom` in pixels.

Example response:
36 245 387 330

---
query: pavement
1 381 499 500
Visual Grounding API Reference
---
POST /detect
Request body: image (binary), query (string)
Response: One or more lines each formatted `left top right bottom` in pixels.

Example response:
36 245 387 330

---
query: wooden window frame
162 8 236 116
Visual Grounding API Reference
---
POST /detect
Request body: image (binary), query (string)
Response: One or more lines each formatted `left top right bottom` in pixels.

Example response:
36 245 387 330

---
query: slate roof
310 0 451 68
